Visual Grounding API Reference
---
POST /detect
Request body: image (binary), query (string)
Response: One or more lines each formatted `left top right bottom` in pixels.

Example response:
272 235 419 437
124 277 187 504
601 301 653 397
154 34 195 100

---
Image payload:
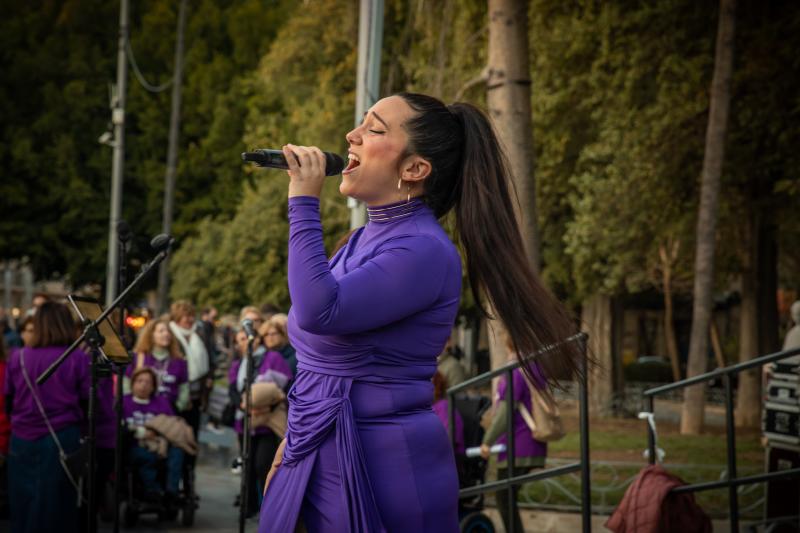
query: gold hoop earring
407 184 412 203
397 178 402 190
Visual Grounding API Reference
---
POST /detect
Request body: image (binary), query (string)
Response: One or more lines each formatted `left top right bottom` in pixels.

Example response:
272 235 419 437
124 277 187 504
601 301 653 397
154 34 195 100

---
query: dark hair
397 92 583 385
31 301 78 348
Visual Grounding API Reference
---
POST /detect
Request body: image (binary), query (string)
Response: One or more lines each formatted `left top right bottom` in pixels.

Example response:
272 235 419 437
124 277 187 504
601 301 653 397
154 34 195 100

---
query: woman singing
259 93 582 532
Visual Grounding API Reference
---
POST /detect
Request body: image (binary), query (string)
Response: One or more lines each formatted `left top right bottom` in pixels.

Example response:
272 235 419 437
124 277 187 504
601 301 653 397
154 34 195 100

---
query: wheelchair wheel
181 498 195 527
460 511 495 533
182 466 196 527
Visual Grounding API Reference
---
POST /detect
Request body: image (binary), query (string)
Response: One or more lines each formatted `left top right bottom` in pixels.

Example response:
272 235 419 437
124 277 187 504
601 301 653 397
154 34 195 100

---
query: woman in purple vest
4 302 89 533
125 317 189 411
481 337 548 533
258 93 583 532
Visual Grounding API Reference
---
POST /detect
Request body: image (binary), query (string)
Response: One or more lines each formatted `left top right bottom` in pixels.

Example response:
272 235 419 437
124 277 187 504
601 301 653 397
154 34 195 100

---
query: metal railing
643 345 800 532
446 332 592 533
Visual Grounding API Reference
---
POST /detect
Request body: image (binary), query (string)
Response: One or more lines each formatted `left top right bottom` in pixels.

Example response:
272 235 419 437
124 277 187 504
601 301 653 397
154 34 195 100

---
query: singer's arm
287 197 452 336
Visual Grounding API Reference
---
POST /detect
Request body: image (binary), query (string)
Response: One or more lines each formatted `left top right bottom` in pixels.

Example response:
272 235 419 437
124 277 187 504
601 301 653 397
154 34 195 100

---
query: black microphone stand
37 234 174 533
239 336 256 533
112 221 133 533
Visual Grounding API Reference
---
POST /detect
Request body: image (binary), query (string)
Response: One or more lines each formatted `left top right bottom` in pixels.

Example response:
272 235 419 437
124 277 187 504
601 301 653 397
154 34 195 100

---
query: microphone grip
242 149 290 169
242 149 345 176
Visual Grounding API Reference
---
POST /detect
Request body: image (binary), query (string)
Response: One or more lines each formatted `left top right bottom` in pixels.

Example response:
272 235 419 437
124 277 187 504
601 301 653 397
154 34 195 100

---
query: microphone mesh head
324 153 346 176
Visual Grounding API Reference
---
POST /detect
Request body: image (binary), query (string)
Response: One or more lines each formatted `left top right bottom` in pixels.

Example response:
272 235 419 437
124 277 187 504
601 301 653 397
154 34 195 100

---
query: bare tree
681 0 736 435
486 0 539 270
485 0 539 372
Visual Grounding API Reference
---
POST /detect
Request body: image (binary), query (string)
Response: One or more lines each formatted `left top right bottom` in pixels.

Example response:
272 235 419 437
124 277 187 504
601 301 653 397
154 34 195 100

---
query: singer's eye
369 130 385 135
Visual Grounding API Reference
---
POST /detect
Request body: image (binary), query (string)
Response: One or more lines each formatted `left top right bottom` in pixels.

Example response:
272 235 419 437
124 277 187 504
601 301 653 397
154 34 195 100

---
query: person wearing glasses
260 314 297 379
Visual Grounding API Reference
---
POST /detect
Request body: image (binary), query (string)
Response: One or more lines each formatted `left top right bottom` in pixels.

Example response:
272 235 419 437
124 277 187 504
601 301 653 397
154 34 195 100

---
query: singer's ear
399 155 432 183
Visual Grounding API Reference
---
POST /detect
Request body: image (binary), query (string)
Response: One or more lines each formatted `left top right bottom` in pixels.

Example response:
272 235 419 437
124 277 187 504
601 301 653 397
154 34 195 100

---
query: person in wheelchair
123 367 184 504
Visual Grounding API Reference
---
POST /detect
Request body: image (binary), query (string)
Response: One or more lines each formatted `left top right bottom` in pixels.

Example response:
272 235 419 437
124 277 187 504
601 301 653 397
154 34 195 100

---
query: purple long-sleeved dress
258 197 462 532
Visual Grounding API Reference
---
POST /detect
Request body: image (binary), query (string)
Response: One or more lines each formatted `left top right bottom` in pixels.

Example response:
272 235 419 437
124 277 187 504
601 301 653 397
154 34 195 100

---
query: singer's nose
345 127 361 145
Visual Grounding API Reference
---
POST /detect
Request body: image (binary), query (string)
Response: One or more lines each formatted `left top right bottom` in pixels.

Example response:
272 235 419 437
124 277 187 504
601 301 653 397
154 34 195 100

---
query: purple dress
259 197 462 532
432 398 465 455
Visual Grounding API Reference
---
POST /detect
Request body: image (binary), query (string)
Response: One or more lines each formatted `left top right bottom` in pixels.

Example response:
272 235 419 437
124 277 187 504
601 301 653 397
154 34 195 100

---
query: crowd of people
0 294 304 532
0 290 554 532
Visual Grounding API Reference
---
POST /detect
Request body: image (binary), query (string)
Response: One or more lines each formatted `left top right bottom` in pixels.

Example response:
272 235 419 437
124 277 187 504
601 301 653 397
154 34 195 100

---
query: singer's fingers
286 144 326 198
310 147 326 174
282 145 300 173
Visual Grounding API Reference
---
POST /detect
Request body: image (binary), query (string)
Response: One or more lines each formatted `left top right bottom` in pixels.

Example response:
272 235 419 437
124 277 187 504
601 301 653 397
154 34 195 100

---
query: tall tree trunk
736 206 760 428
758 221 780 355
486 0 539 270
660 240 682 381
485 0 538 372
680 0 736 435
582 294 614 416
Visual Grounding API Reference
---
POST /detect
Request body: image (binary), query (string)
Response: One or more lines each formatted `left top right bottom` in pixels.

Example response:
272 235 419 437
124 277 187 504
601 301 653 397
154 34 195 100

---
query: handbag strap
19 349 84 498
517 402 537 433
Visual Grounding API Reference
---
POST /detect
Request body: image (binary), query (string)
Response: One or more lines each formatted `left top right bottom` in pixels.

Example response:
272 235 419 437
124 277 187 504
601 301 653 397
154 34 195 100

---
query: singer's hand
284 144 326 198
263 438 287 497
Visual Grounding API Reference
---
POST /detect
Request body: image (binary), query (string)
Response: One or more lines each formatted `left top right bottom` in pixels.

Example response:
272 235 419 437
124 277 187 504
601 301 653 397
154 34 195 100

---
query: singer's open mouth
343 153 360 174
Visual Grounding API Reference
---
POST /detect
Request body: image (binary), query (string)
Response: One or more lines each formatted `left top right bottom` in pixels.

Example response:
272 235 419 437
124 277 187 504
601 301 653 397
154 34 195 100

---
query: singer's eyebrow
363 111 389 129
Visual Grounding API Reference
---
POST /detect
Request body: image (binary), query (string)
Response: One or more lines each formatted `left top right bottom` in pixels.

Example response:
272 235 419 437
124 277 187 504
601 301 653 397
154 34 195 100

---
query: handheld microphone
241 318 257 341
242 149 345 176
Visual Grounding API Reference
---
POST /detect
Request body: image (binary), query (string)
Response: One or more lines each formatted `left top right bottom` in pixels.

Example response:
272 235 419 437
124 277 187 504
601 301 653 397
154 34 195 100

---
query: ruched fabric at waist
282 370 433 467
296 356 437 381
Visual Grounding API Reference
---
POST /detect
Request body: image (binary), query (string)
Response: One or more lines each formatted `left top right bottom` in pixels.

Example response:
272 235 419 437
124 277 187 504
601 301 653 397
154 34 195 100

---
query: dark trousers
129 445 185 494
8 426 81 533
243 431 280 514
496 466 532 533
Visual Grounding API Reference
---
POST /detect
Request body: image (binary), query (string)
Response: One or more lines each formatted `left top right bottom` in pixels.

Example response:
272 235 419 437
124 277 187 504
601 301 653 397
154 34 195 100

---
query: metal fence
642 345 800 532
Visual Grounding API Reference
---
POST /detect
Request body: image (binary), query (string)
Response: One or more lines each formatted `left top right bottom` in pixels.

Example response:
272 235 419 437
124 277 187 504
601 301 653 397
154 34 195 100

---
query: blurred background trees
2 0 799 428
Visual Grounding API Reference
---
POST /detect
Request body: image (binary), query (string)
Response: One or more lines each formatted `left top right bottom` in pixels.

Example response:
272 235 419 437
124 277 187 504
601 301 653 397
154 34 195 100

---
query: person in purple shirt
125 317 189 410
229 327 292 516
258 93 583 532
481 338 549 533
4 302 88 533
123 366 183 501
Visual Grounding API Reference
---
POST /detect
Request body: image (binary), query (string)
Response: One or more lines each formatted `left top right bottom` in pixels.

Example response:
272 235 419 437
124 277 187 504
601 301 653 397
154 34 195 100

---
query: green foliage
533 0 715 302
4 0 799 314
172 0 357 312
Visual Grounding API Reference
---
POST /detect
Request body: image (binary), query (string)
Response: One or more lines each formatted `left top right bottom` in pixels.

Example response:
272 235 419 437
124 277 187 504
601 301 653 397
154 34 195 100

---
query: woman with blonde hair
126 318 189 411
259 314 297 378
169 301 209 436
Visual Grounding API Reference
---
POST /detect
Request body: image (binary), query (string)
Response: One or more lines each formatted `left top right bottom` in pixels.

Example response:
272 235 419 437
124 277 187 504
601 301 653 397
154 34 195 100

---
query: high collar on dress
366 197 427 225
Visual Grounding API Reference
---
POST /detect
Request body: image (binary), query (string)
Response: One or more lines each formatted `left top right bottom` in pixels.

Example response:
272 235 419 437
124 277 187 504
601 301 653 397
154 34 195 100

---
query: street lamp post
105 0 129 307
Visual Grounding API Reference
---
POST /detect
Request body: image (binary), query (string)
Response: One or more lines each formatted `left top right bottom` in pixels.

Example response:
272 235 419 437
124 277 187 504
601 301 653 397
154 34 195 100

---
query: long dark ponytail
397 92 583 385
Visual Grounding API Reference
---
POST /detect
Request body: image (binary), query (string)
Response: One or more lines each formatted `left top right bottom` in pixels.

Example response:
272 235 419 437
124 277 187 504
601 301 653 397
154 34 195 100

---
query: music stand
68 295 131 365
